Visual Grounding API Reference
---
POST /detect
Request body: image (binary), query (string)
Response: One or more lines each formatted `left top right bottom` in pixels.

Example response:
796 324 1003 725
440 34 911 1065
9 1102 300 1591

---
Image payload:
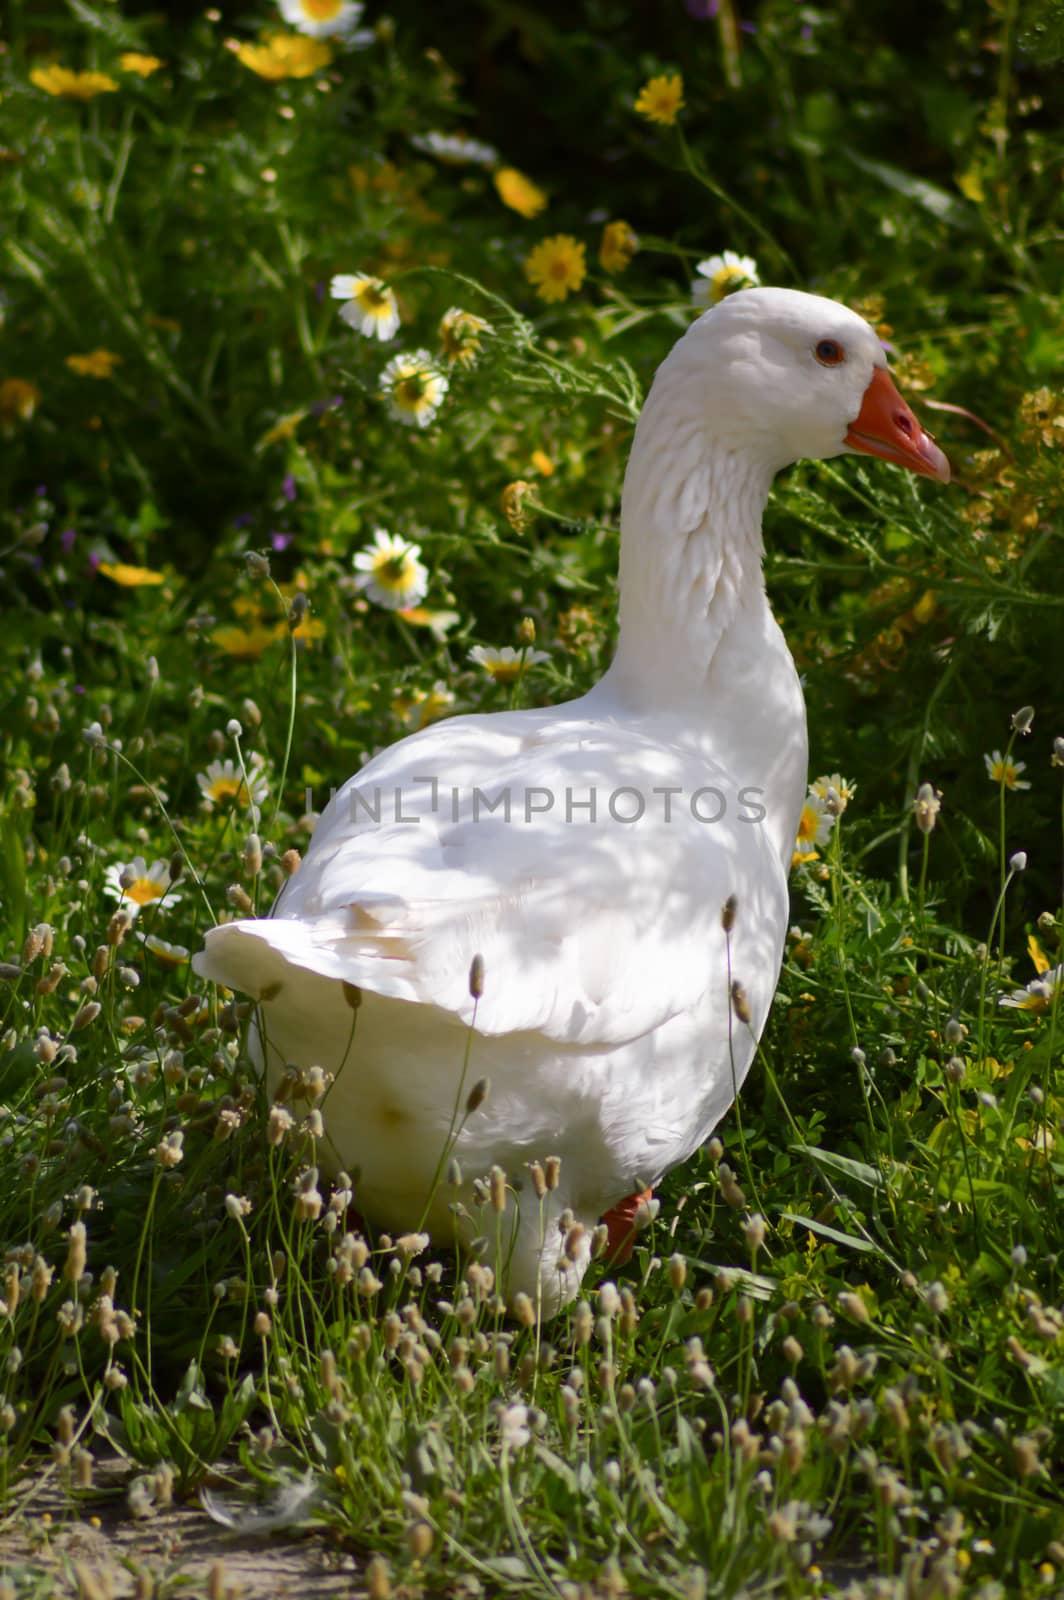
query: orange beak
845 367 950 483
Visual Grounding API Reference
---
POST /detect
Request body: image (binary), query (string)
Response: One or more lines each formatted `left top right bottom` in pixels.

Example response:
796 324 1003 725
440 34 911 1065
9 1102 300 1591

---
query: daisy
439 308 492 368
138 933 190 967
103 857 181 917
599 220 639 275
410 131 498 167
984 750 1030 790
379 351 448 428
353 530 429 610
493 167 547 219
999 966 1062 1015
793 792 833 860
810 773 856 816
691 251 760 308
525 236 587 304
633 73 684 126
278 0 368 39
469 645 550 685
197 753 270 812
330 273 400 342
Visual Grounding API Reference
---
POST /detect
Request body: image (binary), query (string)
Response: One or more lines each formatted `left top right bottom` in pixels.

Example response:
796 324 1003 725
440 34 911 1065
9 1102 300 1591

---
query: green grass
1 0 1063 1594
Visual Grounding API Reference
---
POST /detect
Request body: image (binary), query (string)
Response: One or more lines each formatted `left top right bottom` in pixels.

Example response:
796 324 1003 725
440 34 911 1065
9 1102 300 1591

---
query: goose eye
815 339 844 366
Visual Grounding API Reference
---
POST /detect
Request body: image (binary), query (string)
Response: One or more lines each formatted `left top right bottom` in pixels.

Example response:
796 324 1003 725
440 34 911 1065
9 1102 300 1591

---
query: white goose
194 288 948 1314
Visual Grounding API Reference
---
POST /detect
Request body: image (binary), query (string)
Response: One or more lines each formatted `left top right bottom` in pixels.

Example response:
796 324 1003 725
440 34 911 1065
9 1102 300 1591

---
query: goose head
673 286 949 482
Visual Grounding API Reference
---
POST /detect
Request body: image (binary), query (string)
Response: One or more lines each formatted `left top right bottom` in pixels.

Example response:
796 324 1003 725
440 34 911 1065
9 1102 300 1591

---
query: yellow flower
525 235 586 304
97 562 166 587
257 410 307 450
331 273 400 341
0 379 41 426
599 220 639 275
396 681 455 731
439 307 491 368
66 349 122 379
212 622 278 659
1000 965 1062 1016
138 933 190 967
634 73 684 127
235 33 333 81
493 167 547 219
119 53 164 77
30 65 119 100
397 606 460 640
530 449 553 476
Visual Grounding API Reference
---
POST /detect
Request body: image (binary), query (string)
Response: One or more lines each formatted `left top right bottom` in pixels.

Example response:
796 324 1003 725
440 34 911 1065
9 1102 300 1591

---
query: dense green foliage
0 0 1062 1594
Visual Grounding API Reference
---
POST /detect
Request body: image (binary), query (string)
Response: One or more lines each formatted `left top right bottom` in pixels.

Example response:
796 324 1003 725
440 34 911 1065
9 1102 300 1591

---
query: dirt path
0 1456 362 1599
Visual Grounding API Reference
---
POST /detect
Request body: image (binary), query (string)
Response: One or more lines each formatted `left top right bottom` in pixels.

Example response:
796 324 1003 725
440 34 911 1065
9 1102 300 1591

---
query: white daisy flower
137 933 191 967
197 753 270 813
410 131 499 168
793 792 833 859
983 749 1031 791
379 350 448 428
277 0 371 39
353 529 429 610
691 250 760 308
469 644 550 684
330 273 400 342
999 966 1062 1015
103 856 180 918
439 307 493 368
810 772 856 816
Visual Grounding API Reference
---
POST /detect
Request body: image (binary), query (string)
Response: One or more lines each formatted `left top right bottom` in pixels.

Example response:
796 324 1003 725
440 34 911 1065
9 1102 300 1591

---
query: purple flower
271 531 293 551
61 528 77 553
282 474 297 502
685 0 718 15
233 512 254 528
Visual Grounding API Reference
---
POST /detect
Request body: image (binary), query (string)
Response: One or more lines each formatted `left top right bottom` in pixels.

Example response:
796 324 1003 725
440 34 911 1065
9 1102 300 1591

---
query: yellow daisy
30 65 119 100
66 350 122 379
138 933 190 967
599 220 639 275
379 351 448 428
212 622 279 659
234 33 333 81
119 54 164 77
97 562 166 587
398 681 455 732
634 73 684 127
439 308 492 368
525 235 586 304
493 167 548 219
793 793 833 863
0 379 41 426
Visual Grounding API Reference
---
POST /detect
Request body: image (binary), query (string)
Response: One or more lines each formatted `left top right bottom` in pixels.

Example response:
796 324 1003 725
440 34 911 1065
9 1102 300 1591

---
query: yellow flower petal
97 562 166 588
493 167 548 219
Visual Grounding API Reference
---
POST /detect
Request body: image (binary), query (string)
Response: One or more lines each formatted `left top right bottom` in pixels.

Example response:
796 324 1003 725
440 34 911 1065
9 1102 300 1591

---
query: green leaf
779 1212 879 1254
845 152 976 230
789 1142 886 1189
